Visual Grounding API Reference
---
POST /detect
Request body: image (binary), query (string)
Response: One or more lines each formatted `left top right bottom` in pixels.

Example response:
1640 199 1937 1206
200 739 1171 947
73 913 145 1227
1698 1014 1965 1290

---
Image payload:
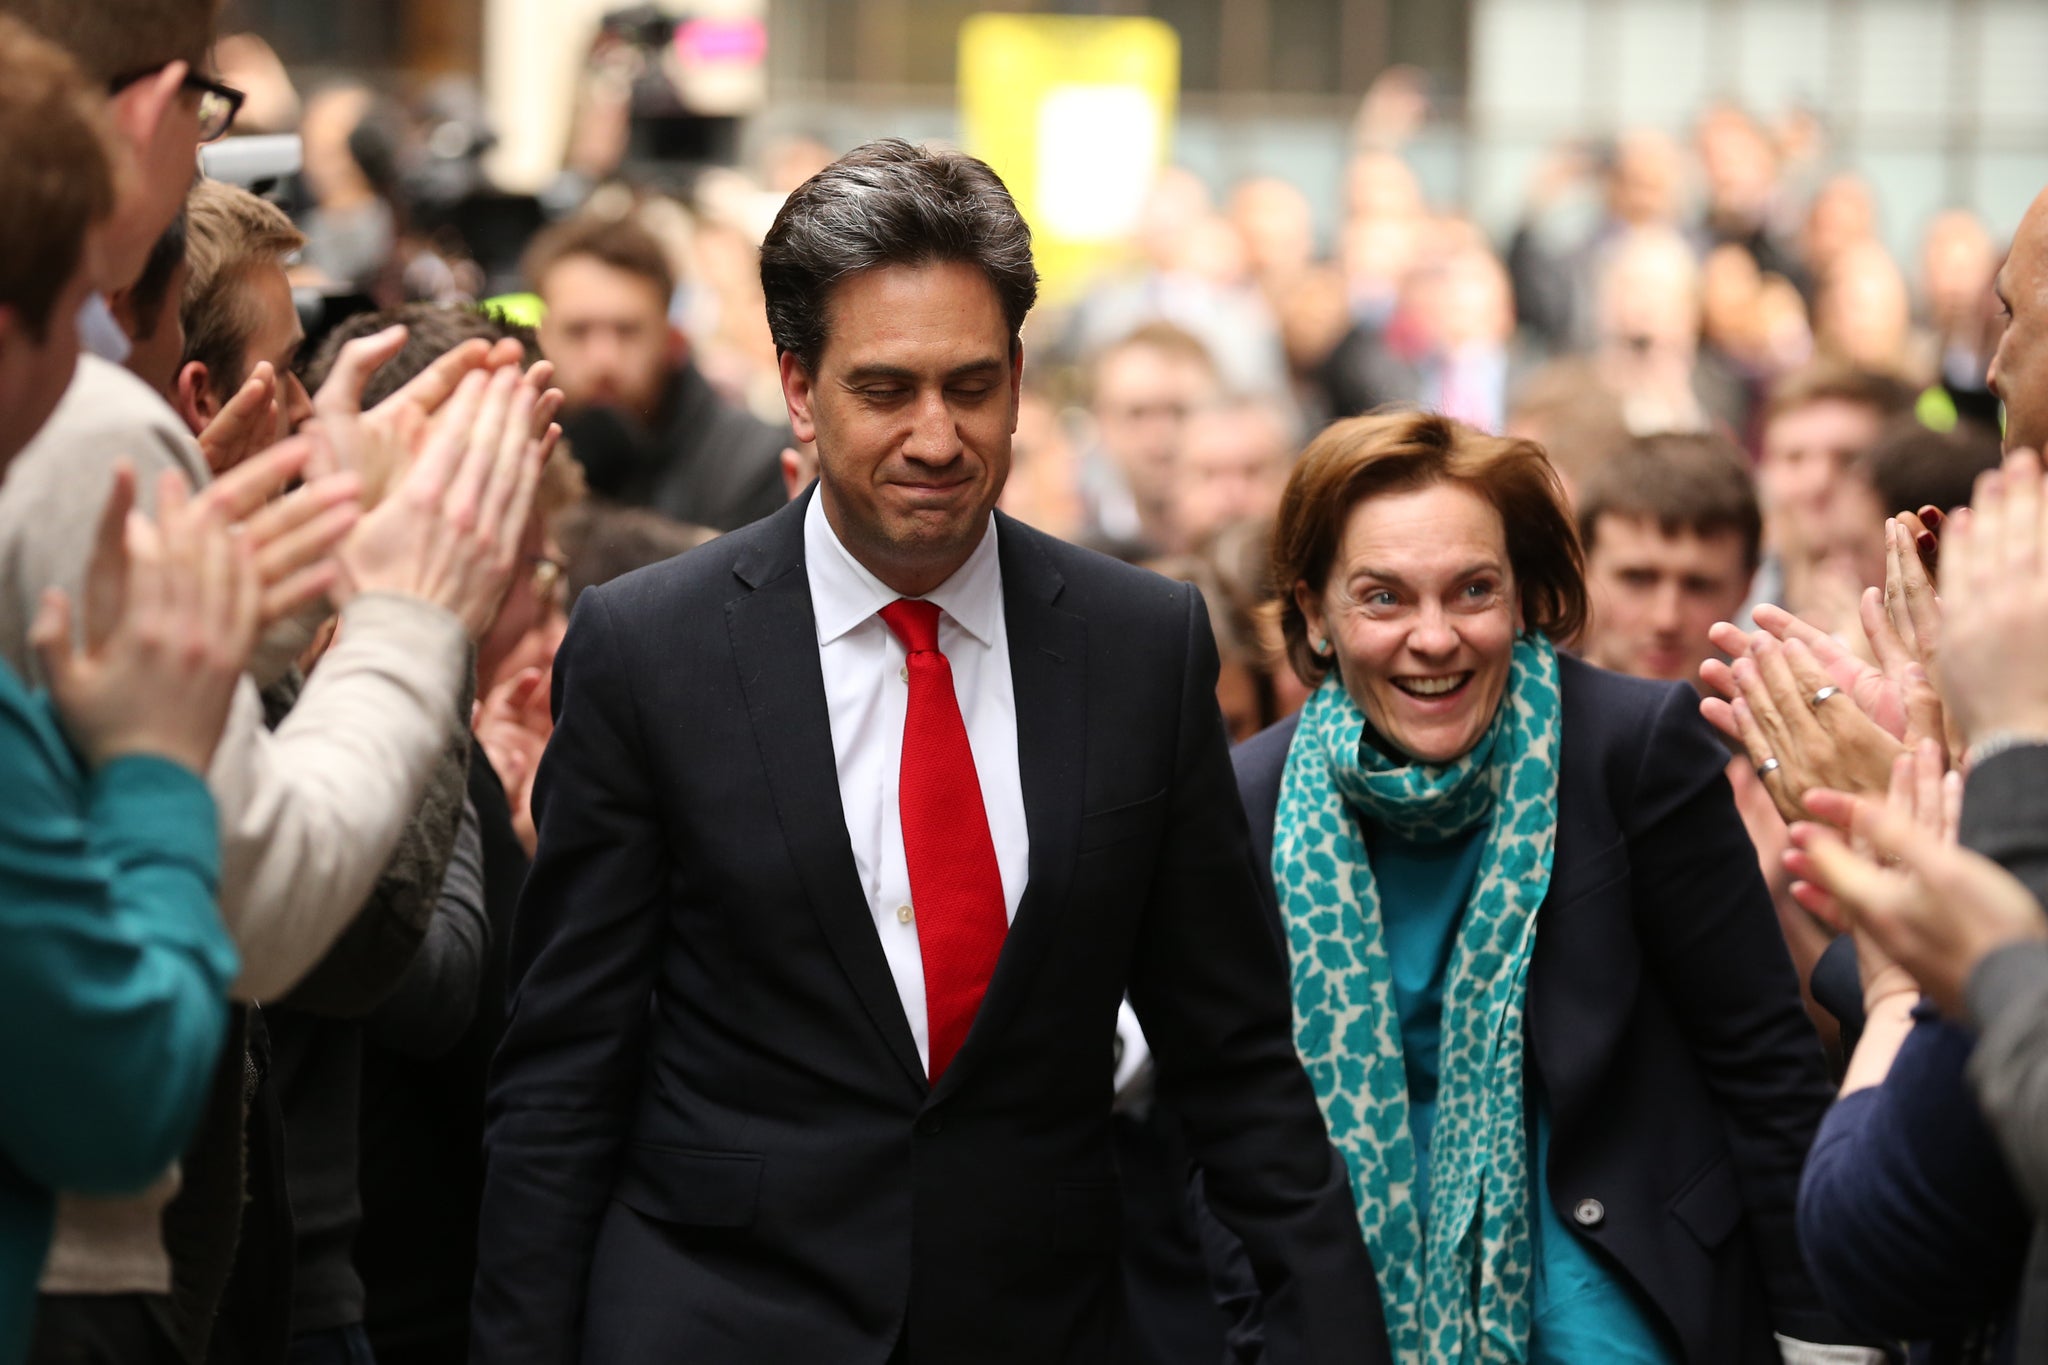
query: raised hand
308 328 563 508
334 365 555 639
1701 633 1904 824
1935 452 2048 754
196 360 280 475
473 665 549 855
29 464 260 774
188 438 363 628
1706 603 1904 740
1788 763 2045 1018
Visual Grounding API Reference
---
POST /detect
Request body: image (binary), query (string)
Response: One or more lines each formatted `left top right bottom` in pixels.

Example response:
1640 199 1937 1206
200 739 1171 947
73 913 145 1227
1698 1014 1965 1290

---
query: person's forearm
281 722 471 1017
1838 990 1916 1096
361 795 489 1056
209 591 467 1002
0 751 237 1193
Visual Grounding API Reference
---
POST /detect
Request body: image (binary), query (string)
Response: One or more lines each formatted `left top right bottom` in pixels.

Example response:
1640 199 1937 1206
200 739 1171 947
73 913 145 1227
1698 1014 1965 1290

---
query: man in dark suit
472 139 1377 1364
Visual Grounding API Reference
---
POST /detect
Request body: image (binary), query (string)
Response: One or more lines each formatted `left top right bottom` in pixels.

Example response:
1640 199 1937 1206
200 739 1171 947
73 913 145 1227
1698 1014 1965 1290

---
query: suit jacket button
1573 1198 1605 1228
917 1114 943 1136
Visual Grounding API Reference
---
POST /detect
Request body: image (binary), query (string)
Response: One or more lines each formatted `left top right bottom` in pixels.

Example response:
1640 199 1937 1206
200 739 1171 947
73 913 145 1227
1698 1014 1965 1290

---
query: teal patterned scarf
1273 632 1562 1365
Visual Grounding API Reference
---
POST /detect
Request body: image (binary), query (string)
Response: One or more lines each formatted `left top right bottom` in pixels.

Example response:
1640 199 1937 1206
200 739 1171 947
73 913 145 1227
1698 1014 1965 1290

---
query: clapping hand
1699 631 1905 824
473 665 549 856
307 327 562 508
28 464 260 774
196 361 281 475
334 364 557 639
1788 745 2045 1019
1932 451 2048 753
189 438 362 629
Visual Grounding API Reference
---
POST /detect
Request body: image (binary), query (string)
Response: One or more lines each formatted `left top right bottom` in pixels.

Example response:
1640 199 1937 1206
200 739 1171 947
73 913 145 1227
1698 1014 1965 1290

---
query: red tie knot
879 598 943 654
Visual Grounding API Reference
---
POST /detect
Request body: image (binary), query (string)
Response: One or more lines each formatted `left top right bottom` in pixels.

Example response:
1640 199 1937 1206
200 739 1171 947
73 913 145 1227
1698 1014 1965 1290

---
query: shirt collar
804 489 1003 648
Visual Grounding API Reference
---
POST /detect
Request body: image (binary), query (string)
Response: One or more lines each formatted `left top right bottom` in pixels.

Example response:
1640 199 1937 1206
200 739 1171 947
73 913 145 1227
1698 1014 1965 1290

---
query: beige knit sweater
0 355 469 1294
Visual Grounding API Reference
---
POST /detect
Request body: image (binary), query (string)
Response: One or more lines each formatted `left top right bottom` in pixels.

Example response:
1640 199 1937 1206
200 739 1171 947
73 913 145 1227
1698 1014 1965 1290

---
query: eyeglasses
528 554 568 606
108 65 246 144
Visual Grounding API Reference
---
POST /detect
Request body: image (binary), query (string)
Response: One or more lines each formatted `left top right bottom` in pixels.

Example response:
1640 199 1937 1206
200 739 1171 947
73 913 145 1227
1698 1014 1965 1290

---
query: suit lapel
931 517 1087 1104
727 496 927 1095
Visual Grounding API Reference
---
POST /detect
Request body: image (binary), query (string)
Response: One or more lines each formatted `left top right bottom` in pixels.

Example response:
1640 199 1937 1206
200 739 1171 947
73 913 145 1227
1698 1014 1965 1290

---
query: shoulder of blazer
1556 652 1699 780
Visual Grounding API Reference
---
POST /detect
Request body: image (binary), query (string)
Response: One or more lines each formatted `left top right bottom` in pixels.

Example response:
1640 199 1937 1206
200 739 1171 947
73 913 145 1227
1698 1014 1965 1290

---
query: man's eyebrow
841 357 1006 385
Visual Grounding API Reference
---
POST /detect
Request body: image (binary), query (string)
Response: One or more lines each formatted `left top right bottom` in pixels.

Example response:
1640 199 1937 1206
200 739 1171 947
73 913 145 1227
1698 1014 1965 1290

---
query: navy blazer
1230 653 1857 1362
472 493 1379 1365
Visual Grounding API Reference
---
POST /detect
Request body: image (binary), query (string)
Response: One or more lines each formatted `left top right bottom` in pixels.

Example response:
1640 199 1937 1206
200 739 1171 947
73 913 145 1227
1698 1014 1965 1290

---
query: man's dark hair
127 205 187 341
522 213 676 305
0 13 115 338
557 501 718 606
1577 431 1764 573
759 137 1038 374
1853 415 2002 519
0 0 211 84
300 301 540 410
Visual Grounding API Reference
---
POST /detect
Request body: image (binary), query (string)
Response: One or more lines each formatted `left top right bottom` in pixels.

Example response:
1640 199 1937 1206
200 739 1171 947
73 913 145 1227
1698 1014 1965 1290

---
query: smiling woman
1213 409 1870 1362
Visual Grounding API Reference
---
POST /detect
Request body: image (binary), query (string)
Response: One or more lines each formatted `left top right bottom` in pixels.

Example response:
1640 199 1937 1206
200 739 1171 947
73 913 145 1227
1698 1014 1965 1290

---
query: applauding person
0 18 253 1361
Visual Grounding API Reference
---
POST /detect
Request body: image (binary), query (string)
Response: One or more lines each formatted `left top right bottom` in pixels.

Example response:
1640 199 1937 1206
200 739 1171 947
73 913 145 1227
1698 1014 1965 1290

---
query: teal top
1362 819 1679 1365
0 658 237 1364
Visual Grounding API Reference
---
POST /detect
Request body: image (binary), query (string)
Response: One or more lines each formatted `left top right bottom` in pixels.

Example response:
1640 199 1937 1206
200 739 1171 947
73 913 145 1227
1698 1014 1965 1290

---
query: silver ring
1810 685 1841 709
1756 757 1782 777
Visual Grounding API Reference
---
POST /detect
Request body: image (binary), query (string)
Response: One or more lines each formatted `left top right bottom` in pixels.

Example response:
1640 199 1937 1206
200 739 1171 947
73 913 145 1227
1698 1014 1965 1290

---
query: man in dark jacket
529 214 787 532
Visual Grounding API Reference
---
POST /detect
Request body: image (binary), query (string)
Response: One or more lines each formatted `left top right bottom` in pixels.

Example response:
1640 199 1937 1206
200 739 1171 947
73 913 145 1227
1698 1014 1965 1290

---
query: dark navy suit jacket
470 492 1379 1365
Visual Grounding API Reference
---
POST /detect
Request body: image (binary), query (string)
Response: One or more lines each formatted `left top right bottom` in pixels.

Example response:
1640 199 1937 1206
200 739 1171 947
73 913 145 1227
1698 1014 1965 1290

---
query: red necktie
878 598 1009 1083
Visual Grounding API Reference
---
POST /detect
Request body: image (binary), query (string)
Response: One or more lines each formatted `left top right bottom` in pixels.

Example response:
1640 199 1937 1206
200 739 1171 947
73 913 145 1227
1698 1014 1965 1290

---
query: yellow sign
958 14 1179 306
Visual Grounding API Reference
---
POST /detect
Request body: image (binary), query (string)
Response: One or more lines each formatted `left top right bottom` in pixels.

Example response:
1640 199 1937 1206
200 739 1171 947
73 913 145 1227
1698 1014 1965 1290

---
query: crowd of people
3 0 2048 1363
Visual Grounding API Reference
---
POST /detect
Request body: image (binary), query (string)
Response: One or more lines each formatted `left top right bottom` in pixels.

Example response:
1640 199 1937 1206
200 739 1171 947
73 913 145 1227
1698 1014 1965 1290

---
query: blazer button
1573 1198 1605 1228
917 1113 944 1136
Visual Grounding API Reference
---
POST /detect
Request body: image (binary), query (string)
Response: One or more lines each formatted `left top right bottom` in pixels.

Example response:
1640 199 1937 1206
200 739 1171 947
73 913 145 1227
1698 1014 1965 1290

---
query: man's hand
1788 767 2046 1018
474 665 549 855
196 361 279 475
1935 451 2048 750
333 365 552 639
29 464 260 773
308 328 562 509
187 438 364 628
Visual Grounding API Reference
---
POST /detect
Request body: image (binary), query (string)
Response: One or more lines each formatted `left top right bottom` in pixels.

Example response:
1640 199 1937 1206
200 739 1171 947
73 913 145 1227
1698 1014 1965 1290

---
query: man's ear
172 359 217 438
105 62 186 162
778 350 818 446
1007 339 1026 435
105 287 140 341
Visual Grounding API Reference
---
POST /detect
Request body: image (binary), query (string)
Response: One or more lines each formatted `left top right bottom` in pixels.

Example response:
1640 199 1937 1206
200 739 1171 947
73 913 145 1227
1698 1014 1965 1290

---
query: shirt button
900 664 909 683
1573 1198 1605 1228
896 904 913 924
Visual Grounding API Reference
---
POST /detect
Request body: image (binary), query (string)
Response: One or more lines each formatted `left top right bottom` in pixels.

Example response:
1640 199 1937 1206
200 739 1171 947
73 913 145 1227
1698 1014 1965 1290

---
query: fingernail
1917 532 1937 558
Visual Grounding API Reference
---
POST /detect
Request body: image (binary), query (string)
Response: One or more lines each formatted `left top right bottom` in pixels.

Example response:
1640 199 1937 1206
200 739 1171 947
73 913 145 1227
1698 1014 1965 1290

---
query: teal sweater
0 658 237 1363
1364 819 1678 1364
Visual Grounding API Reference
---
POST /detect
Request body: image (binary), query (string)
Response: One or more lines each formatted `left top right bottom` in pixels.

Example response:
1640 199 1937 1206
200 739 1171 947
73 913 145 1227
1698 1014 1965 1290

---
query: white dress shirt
804 492 1030 1072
